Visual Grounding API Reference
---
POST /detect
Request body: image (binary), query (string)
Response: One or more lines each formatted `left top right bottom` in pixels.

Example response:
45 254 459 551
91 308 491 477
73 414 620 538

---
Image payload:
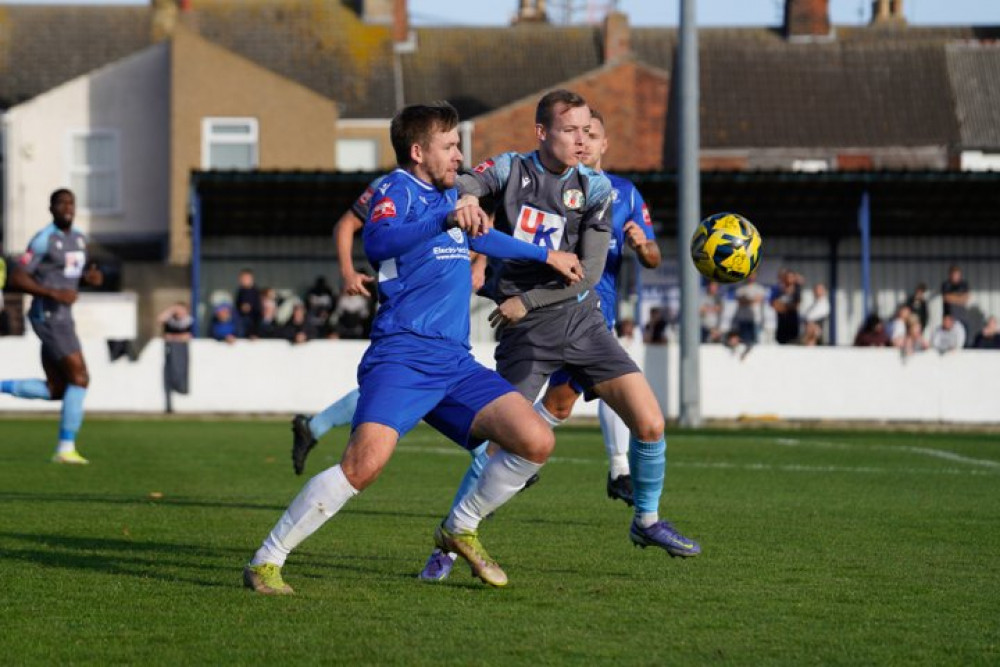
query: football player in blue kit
535 109 661 507
244 102 584 593
418 90 700 581
1 189 102 464
289 175 490 475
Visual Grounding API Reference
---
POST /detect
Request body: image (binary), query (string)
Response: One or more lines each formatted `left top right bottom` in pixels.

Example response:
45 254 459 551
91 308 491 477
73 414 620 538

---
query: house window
68 131 120 214
792 159 829 173
336 138 378 171
202 117 258 170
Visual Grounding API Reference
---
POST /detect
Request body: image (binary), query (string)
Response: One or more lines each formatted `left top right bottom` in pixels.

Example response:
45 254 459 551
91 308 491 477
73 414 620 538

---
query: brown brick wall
470 61 669 171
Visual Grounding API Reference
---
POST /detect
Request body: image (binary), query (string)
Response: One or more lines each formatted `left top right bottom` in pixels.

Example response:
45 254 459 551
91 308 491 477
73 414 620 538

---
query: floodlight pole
677 0 702 427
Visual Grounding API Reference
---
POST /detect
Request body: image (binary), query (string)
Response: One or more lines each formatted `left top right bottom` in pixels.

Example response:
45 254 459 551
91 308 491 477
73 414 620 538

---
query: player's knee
71 372 90 389
546 399 573 421
48 380 67 400
523 421 555 462
634 412 665 443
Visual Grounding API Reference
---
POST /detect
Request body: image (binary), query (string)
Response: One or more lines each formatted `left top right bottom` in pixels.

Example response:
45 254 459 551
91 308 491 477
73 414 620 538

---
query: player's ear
535 123 546 143
410 142 423 165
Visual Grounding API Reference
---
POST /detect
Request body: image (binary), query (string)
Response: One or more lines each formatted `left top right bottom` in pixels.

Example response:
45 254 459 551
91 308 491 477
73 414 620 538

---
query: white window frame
336 138 379 171
201 117 259 170
66 129 122 215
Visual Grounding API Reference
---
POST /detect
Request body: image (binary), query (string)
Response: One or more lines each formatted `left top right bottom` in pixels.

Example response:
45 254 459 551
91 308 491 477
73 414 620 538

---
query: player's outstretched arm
334 210 373 297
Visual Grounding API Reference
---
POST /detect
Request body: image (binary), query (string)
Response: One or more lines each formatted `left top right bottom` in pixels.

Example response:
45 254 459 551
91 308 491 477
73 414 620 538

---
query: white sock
55 440 76 455
638 512 659 528
533 400 564 428
445 450 543 534
598 400 631 478
251 465 358 567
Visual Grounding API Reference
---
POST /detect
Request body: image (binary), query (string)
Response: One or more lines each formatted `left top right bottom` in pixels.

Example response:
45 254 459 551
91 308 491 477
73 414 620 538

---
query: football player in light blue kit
536 109 661 506
1 189 102 464
244 102 585 593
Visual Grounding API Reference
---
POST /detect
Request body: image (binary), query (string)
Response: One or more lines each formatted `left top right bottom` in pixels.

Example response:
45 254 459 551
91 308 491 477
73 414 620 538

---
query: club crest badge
563 189 584 210
448 228 464 243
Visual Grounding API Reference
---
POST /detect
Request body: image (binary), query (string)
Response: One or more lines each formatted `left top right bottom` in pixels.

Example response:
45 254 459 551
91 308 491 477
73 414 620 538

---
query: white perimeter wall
1 337 998 424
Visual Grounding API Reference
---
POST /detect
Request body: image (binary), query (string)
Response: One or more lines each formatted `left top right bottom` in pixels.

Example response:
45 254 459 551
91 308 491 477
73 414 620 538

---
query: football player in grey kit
419 89 699 580
1 189 102 464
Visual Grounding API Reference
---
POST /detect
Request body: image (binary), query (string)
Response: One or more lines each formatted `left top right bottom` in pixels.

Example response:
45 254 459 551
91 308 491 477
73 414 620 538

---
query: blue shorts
354 338 516 450
547 368 585 395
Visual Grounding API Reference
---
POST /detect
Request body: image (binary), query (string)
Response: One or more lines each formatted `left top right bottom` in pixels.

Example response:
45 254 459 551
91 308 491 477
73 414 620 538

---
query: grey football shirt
458 151 612 302
21 223 89 321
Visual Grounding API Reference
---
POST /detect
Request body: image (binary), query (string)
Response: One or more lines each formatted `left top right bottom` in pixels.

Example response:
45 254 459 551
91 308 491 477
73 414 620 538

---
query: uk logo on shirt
371 199 397 222
514 205 565 250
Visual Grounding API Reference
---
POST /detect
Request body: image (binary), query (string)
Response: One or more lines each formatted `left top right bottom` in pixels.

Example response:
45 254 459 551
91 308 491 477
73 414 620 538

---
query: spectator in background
770 268 802 345
234 268 263 338
158 302 194 342
332 291 371 339
305 275 336 338
854 314 889 347
902 315 929 356
801 283 830 335
158 302 193 409
277 303 316 345
644 307 668 344
904 283 929 332
257 289 280 339
733 274 768 345
210 303 237 343
973 316 1000 349
929 313 966 354
798 320 823 346
886 304 912 349
699 281 724 343
941 265 970 330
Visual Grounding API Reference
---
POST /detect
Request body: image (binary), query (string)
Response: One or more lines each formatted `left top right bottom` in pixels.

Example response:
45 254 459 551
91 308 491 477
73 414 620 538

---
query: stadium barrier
1 337 997 423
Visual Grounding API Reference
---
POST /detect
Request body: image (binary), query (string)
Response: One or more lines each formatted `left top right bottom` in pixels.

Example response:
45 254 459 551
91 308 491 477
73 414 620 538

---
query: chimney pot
603 11 630 63
784 0 831 41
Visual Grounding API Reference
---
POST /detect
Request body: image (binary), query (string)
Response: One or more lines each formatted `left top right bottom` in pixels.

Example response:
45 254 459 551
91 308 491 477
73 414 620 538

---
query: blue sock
1 379 52 400
309 388 360 440
58 385 87 443
449 442 490 510
628 436 666 518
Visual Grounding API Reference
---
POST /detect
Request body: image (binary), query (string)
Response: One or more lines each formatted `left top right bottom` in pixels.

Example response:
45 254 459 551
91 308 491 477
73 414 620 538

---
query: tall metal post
858 190 871 320
190 180 203 338
677 0 702 427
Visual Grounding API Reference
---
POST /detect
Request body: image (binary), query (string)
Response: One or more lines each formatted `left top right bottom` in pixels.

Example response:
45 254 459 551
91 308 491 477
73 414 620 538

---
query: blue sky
2 1 998 26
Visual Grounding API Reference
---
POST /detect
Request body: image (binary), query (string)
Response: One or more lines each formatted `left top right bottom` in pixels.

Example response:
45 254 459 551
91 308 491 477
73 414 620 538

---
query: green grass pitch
1 417 998 665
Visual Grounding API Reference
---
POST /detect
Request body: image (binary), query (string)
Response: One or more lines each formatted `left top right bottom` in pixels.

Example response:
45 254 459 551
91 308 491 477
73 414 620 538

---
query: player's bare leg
594 373 700 557
246 424 397 593
435 392 554 586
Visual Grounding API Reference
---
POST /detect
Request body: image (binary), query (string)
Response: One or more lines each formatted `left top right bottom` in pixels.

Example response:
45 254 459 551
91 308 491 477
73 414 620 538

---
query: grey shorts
30 316 82 362
495 294 640 401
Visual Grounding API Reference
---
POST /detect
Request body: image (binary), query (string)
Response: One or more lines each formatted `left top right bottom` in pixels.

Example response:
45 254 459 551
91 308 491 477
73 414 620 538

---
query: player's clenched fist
544 250 583 284
447 203 492 238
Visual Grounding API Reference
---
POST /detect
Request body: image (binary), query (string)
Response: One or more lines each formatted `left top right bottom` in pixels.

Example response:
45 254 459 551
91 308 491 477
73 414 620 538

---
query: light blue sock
309 388 361 440
58 385 87 442
628 436 666 521
449 442 490 510
1 379 52 400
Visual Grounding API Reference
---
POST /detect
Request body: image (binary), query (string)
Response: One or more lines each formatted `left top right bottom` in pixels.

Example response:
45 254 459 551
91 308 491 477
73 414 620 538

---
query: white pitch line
774 437 1000 469
396 445 998 476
